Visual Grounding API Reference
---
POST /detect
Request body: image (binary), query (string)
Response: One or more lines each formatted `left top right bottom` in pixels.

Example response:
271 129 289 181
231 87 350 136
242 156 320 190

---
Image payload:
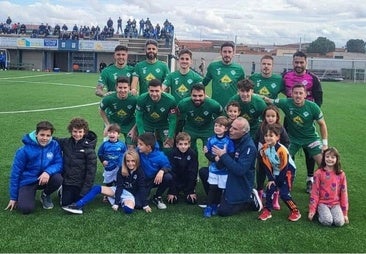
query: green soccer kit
203 61 245 107
250 73 284 99
228 94 267 138
135 92 177 139
133 60 170 95
100 93 137 134
98 64 134 92
163 70 203 102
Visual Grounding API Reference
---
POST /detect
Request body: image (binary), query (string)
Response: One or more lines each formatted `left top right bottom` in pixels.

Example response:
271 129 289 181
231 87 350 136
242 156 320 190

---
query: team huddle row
5 40 348 227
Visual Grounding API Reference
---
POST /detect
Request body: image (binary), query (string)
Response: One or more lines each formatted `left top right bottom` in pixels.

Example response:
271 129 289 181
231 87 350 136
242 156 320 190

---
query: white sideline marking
0 102 100 114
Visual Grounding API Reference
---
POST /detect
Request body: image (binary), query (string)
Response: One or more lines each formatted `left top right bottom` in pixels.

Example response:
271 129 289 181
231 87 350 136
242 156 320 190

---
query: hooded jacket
138 142 171 179
55 131 97 196
9 131 63 200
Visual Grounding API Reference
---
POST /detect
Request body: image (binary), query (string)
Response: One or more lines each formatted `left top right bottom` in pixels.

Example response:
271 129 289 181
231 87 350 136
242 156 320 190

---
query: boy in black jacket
56 117 97 207
167 132 198 204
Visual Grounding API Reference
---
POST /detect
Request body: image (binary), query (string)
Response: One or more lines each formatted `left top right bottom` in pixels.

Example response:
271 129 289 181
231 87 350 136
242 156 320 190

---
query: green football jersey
135 92 177 138
228 94 267 138
163 70 203 102
98 64 134 92
274 98 323 143
99 93 137 133
250 73 284 99
133 60 170 95
177 97 223 137
203 61 245 107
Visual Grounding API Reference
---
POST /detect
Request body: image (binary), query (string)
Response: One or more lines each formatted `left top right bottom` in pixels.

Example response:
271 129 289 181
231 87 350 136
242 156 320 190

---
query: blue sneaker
203 206 212 218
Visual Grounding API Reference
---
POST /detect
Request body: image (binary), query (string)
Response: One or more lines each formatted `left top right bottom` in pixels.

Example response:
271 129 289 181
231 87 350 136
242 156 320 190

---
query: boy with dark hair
56 117 98 207
137 132 173 209
167 132 199 204
5 121 63 214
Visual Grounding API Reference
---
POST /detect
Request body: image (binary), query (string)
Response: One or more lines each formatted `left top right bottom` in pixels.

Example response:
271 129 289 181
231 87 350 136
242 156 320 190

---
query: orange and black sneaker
288 209 301 222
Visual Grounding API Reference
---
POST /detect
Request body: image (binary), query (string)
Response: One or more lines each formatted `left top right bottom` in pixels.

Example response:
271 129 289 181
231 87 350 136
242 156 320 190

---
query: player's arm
317 118 328 149
130 76 139 95
99 107 110 136
95 83 105 97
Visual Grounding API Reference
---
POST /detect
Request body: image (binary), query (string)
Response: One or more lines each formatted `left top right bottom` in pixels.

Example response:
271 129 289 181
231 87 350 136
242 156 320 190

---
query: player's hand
266 181 276 189
130 88 138 96
187 193 197 203
344 216 349 224
167 194 177 204
4 200 17 211
212 144 227 157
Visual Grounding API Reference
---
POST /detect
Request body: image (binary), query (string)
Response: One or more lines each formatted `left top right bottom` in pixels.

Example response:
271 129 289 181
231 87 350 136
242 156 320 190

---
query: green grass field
0 70 365 253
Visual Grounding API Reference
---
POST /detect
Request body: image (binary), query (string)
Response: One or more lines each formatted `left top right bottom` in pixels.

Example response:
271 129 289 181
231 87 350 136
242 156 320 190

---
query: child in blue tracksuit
204 116 235 217
5 121 63 214
98 124 127 187
137 132 173 210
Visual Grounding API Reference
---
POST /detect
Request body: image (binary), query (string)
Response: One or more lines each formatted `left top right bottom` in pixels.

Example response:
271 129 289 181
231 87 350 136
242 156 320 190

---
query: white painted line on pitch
0 73 57 79
0 102 100 114
4 80 94 89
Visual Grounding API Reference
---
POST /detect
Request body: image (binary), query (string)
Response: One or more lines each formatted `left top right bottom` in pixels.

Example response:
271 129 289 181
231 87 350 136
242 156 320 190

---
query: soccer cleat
306 180 313 193
258 208 272 221
203 206 212 218
40 192 54 209
211 205 218 216
62 203 83 215
252 189 264 212
272 191 281 210
152 196 167 209
288 209 301 222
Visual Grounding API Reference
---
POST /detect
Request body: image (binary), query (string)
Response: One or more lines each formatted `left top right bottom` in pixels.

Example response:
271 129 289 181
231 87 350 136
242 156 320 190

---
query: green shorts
289 139 322 158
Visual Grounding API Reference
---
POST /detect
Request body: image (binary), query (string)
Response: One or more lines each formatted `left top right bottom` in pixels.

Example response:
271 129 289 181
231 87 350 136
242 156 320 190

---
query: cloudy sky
1 0 365 47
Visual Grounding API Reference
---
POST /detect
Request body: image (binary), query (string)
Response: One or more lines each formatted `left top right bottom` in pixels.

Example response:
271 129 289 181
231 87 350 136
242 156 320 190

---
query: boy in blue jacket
5 121 63 214
137 132 173 209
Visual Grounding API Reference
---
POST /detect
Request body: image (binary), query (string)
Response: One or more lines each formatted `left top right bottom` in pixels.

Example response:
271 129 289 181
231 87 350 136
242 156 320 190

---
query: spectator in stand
139 18 145 36
0 51 7 71
19 24 26 35
155 23 160 39
53 24 61 36
117 17 122 34
6 16 12 25
62 24 68 32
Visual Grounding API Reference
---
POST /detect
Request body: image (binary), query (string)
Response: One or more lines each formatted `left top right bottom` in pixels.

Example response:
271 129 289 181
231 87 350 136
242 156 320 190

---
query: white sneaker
152 196 167 209
252 189 263 212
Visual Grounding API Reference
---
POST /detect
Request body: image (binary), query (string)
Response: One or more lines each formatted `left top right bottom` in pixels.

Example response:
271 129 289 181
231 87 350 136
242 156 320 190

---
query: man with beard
202 41 245 107
282 51 323 193
177 83 223 153
131 39 170 95
95 45 134 97
135 79 177 152
250 55 284 100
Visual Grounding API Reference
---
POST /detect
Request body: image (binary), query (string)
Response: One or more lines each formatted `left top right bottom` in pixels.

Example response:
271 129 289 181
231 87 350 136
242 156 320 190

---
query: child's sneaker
288 209 301 222
152 196 167 209
40 191 54 209
258 208 272 221
203 206 212 218
211 205 218 216
272 191 281 210
62 203 83 215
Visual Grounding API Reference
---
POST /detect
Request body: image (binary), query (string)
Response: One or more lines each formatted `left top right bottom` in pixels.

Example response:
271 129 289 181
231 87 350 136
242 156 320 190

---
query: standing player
203 41 245 107
250 55 284 99
282 51 323 192
131 39 170 95
95 45 134 97
162 48 203 102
